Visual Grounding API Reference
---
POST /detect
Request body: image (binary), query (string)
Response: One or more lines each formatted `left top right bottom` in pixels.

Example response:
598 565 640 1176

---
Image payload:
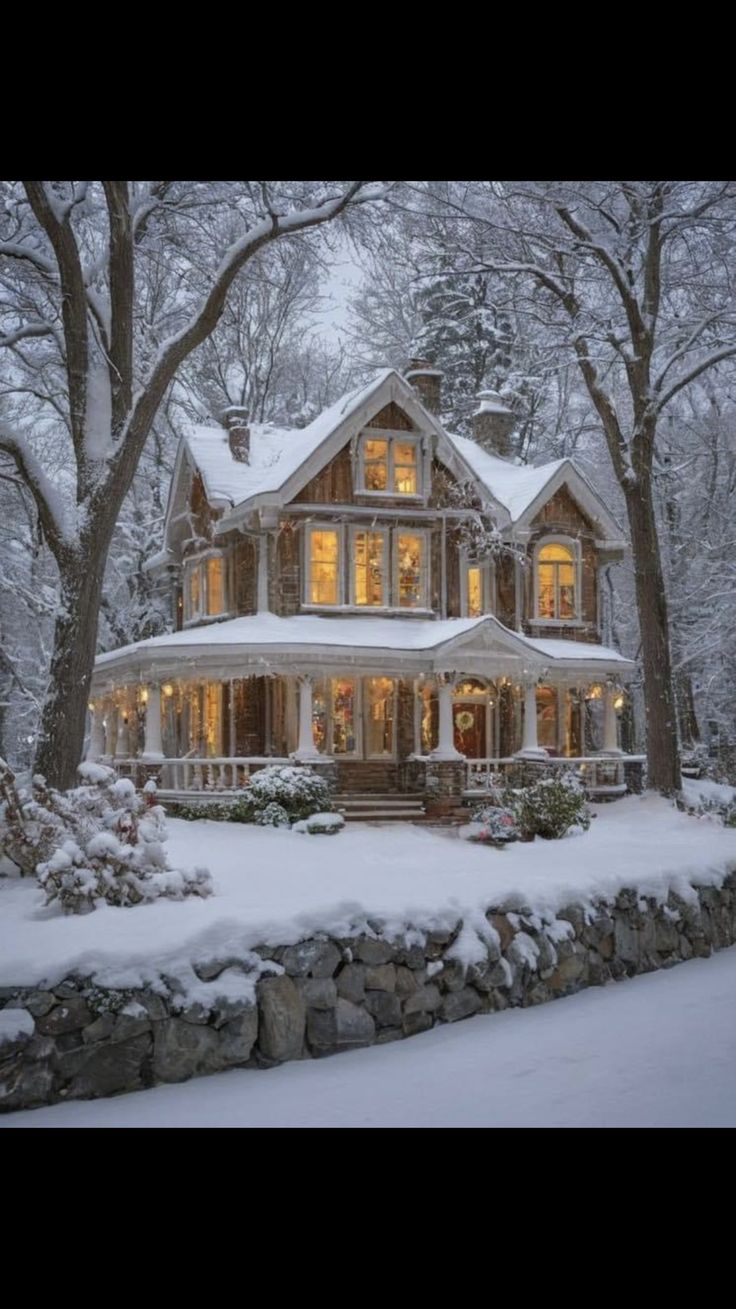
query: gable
366 401 415 431
529 482 594 536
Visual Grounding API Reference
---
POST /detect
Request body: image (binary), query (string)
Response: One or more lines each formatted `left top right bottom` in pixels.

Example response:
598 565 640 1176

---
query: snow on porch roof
94 613 635 676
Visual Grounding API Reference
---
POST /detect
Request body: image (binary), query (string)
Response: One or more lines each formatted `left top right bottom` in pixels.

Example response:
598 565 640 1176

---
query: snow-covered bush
293 811 345 836
679 792 736 828
255 801 291 828
246 765 333 823
513 776 591 841
0 759 212 914
463 804 519 847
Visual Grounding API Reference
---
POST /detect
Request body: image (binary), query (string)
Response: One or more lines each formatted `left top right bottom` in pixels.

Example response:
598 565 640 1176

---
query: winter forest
0 181 734 795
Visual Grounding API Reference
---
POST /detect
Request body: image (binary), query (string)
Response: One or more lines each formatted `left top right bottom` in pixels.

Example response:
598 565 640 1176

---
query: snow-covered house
88 364 640 810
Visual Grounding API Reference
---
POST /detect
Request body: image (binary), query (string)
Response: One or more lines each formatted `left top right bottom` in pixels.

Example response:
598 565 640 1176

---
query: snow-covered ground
4 945 736 1128
1 793 734 991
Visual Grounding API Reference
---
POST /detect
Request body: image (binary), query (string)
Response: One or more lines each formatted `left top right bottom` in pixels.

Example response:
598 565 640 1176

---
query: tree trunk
625 479 681 794
676 672 700 747
34 540 109 791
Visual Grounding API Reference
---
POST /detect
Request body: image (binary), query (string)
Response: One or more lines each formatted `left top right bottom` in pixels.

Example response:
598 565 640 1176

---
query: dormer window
535 540 578 621
357 433 421 497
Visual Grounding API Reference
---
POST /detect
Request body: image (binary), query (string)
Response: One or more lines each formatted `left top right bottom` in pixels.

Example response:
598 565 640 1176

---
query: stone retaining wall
2 870 735 1114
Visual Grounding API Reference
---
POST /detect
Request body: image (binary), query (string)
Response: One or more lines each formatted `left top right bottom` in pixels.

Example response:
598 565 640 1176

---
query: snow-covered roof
445 432 568 522
184 370 395 509
93 613 635 681
173 368 624 543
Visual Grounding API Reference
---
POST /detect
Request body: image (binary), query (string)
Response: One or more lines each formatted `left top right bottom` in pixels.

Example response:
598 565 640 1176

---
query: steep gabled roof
167 368 625 546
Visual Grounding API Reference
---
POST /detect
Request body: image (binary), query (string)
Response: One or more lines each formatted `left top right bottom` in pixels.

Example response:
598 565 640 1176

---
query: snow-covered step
335 794 426 822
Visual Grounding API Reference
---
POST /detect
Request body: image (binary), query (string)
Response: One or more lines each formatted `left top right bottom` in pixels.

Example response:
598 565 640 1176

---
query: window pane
206 556 224 615
536 686 557 750
559 585 575 618
394 442 417 495
365 677 394 756
204 683 221 756
354 531 386 606
539 543 573 562
331 678 356 754
189 566 200 615
312 679 328 753
364 440 387 461
467 566 482 617
309 530 339 604
397 534 423 607
394 462 417 494
558 563 575 587
538 563 555 617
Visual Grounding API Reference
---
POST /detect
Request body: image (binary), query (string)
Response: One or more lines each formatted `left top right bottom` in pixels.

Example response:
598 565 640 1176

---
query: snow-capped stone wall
2 871 735 1114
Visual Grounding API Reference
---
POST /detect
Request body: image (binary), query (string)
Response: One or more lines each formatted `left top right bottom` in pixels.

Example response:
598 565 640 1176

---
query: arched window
536 541 577 620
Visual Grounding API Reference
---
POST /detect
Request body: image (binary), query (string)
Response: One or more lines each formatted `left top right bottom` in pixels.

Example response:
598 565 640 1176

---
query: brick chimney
222 406 250 463
471 390 516 459
405 356 444 416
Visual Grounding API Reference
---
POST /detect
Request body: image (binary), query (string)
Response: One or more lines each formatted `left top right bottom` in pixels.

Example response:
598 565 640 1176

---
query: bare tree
0 181 390 788
440 180 736 793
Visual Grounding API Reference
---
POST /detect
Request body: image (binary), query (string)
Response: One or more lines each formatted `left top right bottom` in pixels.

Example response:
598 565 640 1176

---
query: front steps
335 793 426 822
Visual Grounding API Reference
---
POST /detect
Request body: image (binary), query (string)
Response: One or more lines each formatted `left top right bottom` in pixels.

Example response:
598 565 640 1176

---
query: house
88 362 640 811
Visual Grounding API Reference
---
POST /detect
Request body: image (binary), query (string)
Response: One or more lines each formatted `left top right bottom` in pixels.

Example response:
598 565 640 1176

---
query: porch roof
93 613 635 687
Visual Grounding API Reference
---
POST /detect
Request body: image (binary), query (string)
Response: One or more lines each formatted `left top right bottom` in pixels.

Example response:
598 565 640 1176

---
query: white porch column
430 677 463 761
515 680 548 759
141 683 164 761
87 700 106 761
602 682 623 755
103 702 117 760
294 676 321 761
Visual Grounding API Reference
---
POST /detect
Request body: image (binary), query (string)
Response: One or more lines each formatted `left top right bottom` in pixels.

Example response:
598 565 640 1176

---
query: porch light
614 693 625 711
586 684 603 700
163 683 174 697
88 702 95 712
140 687 149 704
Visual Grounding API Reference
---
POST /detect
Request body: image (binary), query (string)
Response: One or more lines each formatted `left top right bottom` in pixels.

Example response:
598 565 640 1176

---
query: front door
453 701 487 758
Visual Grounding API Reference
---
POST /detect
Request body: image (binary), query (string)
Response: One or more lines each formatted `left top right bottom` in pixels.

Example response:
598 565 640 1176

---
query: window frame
356 429 423 500
182 549 230 625
532 536 582 625
393 527 430 611
460 555 495 618
349 524 390 608
303 522 344 609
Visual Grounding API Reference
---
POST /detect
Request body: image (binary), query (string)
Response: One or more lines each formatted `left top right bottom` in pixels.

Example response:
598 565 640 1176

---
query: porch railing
464 755 646 798
113 756 291 794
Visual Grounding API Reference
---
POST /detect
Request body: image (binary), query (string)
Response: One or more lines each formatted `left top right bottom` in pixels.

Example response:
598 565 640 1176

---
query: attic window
357 433 421 496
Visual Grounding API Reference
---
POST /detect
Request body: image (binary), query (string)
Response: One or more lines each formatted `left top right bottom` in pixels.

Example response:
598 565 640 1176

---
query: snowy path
4 946 736 1128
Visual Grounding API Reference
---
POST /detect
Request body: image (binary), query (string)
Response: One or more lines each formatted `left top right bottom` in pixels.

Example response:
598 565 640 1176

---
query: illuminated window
362 439 388 491
365 677 395 756
188 565 200 617
358 434 420 496
396 533 426 608
331 678 357 754
184 553 227 622
206 556 224 615
353 530 387 606
536 685 558 751
537 542 577 620
306 527 341 605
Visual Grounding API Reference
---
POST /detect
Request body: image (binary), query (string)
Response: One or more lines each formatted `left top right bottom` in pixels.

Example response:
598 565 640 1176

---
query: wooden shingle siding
366 402 414 431
232 536 257 615
273 521 301 616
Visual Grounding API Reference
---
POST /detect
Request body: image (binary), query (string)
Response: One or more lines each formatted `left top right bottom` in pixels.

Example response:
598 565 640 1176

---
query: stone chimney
222 406 250 463
471 390 516 459
405 356 444 416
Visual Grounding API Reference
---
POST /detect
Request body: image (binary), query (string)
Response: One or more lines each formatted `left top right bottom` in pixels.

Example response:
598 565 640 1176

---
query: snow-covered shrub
293 811 345 836
513 776 591 841
462 804 519 847
679 792 736 828
245 765 333 825
175 800 245 822
0 759 212 913
254 801 291 828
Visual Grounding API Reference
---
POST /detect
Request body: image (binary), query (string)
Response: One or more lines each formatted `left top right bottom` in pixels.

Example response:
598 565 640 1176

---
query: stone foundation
2 870 735 1114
